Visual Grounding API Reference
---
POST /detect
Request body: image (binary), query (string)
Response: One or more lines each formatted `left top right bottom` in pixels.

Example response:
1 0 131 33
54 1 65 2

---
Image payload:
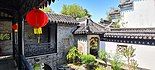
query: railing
21 55 33 70
14 44 33 70
24 43 56 57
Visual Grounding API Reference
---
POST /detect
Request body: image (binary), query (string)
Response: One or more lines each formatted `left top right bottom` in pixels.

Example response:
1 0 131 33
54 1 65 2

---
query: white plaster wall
104 41 155 70
121 0 155 28
77 35 100 54
78 40 88 54
100 41 105 50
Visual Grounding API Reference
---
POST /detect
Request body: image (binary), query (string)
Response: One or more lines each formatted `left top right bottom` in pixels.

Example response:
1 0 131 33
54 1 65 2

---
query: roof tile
47 13 79 24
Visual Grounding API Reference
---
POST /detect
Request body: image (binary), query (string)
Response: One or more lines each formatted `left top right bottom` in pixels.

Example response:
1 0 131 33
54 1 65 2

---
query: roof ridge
46 13 74 18
111 27 155 29
46 13 79 24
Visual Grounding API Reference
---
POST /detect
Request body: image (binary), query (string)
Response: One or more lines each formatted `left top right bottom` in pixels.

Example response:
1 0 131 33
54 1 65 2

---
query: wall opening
90 37 99 57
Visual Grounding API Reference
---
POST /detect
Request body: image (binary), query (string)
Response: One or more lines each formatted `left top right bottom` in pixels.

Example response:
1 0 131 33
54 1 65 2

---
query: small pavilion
74 17 155 57
74 17 107 56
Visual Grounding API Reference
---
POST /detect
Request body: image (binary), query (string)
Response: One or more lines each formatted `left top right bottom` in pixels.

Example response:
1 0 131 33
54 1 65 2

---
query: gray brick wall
56 24 77 65
26 23 77 70
0 20 78 69
0 21 12 55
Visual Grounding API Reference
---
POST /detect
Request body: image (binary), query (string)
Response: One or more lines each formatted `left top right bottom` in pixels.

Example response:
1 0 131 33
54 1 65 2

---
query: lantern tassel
38 35 40 43
34 27 42 43
34 27 42 34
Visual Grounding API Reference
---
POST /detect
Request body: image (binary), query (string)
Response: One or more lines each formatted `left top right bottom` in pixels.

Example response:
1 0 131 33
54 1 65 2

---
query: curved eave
0 0 55 17
73 31 106 35
48 20 79 25
118 2 133 8
110 28 155 33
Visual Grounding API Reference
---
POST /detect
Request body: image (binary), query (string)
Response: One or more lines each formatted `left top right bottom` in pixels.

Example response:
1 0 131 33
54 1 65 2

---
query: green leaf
61 4 91 18
80 54 96 65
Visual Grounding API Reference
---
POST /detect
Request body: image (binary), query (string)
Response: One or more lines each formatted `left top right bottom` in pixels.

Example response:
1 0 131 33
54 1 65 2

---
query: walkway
0 56 17 70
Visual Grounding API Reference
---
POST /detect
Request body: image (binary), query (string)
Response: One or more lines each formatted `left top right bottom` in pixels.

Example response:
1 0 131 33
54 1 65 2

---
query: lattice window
116 45 127 54
90 37 99 49
63 38 70 46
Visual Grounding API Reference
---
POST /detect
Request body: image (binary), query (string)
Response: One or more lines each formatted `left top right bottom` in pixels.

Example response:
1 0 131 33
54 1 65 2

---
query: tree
106 14 121 28
123 46 137 70
66 46 81 63
105 8 121 28
110 54 123 70
40 6 53 13
61 4 91 18
112 19 121 28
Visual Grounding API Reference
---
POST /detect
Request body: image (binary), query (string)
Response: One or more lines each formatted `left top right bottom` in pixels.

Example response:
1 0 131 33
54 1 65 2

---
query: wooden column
12 18 16 59
12 18 18 59
17 15 24 70
55 23 57 53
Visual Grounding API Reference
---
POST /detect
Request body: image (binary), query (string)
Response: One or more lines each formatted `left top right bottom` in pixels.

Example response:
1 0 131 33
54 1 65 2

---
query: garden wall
0 21 12 55
103 41 155 70
27 23 77 70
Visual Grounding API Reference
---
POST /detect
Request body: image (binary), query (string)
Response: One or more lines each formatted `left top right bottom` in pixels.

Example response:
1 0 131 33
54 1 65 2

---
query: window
116 45 127 54
63 38 70 46
41 26 51 43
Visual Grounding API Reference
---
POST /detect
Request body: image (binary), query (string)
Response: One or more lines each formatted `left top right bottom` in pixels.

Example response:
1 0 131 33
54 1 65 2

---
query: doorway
89 37 99 57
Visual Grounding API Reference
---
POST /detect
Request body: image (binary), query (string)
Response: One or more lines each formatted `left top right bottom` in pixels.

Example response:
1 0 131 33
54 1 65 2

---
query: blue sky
50 0 119 22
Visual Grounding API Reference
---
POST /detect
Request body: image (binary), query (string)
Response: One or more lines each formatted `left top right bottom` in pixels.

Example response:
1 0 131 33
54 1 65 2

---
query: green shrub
99 50 107 61
80 54 96 65
98 50 108 67
95 66 106 70
80 54 96 70
130 59 138 70
123 45 137 70
110 54 123 70
66 46 80 63
33 64 41 70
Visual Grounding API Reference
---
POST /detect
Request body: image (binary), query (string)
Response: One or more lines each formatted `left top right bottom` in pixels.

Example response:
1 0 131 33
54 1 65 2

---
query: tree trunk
128 58 130 70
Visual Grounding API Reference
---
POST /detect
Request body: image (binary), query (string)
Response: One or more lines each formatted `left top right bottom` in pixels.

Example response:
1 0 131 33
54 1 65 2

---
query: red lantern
12 23 18 32
26 8 48 34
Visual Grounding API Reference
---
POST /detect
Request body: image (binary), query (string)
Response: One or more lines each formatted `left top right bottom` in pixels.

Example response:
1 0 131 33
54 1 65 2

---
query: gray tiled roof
119 0 133 5
104 28 155 39
110 28 155 33
0 11 12 19
109 8 120 15
47 13 79 24
74 18 107 34
119 0 133 8
104 33 155 39
99 20 112 27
